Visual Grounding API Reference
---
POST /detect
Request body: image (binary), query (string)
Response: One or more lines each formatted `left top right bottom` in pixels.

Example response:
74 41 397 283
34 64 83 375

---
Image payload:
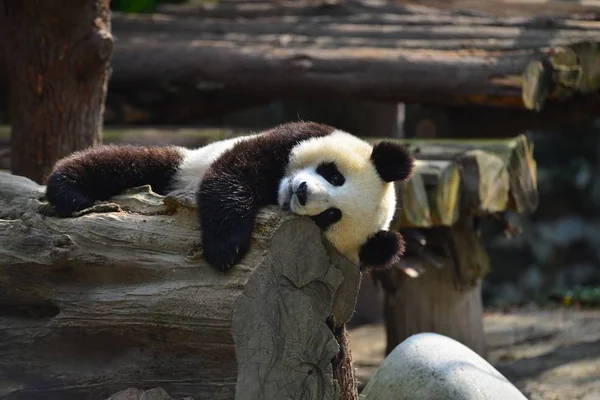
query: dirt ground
349 307 600 400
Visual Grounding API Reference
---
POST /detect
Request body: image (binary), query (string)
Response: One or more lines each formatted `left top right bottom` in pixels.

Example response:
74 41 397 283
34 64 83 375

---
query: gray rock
106 387 176 400
360 333 527 400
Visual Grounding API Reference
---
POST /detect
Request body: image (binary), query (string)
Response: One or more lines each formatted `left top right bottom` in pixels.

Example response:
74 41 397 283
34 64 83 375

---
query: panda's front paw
202 221 254 271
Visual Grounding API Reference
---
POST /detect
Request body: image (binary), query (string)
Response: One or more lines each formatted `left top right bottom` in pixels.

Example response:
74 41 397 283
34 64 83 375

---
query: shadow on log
0 172 360 400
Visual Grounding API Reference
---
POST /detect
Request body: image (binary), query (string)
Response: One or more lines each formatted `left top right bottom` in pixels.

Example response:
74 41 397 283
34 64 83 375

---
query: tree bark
0 172 362 400
375 217 489 357
104 8 600 112
0 0 113 184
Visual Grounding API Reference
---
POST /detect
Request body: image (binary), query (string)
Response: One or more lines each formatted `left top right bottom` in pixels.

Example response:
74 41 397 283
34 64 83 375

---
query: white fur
278 130 396 264
172 134 258 191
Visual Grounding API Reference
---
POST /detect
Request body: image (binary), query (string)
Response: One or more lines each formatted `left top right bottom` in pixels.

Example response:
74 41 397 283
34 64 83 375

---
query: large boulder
361 332 527 400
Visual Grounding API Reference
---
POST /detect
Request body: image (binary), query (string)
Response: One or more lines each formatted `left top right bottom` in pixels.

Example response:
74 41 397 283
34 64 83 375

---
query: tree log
415 159 462 226
377 217 489 357
0 1 113 183
390 138 531 228
0 172 361 400
393 135 538 215
159 0 600 20
104 3 600 110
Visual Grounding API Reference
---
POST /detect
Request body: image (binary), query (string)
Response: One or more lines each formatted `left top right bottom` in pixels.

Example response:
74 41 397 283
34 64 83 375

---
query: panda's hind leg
45 144 184 217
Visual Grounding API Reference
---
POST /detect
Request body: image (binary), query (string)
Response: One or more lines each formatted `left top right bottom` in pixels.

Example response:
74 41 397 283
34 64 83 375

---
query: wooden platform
108 0 600 113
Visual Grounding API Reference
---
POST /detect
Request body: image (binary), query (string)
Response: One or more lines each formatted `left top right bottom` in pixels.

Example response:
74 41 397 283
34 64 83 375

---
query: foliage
552 286 600 307
110 0 188 13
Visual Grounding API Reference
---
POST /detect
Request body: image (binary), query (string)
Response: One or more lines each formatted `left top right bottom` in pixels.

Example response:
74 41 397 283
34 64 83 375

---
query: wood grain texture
104 0 600 109
387 135 536 229
0 172 360 400
378 217 489 358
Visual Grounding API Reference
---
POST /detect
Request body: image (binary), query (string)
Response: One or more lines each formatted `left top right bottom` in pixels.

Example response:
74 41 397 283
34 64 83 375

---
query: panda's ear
359 230 406 271
371 141 415 183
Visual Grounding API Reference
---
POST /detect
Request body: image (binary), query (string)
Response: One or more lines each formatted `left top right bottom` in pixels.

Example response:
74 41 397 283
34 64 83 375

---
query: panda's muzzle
294 181 308 206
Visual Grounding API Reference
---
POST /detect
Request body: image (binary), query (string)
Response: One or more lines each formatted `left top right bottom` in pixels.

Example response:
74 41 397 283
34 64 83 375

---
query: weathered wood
392 160 462 229
104 2 600 110
416 159 462 226
402 102 600 140
376 217 489 357
0 172 361 400
522 42 600 111
393 172 432 228
396 0 600 18
457 150 510 214
392 134 538 215
387 136 535 228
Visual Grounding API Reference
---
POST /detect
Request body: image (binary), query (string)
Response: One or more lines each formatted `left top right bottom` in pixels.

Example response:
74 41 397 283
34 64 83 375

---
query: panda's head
278 130 414 271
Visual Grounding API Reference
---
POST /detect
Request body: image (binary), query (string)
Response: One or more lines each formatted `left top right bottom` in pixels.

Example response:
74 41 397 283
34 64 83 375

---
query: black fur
295 181 308 206
310 208 342 231
46 145 183 217
359 230 406 271
198 122 334 270
370 141 414 183
316 162 345 186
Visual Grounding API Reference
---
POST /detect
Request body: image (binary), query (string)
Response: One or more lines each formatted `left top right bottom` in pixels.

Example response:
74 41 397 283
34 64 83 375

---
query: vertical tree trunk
0 0 113 183
376 218 489 357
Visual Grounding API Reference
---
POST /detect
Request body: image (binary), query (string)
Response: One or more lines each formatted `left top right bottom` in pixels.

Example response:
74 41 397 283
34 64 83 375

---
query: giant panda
46 121 415 271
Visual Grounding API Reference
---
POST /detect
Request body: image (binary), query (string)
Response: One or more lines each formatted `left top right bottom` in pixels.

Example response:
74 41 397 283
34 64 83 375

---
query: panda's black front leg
197 176 259 271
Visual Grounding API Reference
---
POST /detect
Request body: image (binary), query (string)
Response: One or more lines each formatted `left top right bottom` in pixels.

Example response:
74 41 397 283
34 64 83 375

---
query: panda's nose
295 181 307 206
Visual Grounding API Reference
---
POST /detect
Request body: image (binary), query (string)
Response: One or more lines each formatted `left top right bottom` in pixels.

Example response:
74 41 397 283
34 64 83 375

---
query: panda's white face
277 130 397 264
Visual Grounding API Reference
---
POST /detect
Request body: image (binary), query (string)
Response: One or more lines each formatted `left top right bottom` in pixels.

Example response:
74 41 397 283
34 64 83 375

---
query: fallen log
106 3 600 110
0 172 361 400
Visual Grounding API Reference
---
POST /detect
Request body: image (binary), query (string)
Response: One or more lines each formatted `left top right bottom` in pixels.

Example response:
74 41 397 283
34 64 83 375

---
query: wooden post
376 217 489 357
0 173 361 400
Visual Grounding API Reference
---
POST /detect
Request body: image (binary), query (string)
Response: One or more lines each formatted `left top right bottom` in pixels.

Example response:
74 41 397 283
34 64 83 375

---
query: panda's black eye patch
311 207 343 231
316 162 345 187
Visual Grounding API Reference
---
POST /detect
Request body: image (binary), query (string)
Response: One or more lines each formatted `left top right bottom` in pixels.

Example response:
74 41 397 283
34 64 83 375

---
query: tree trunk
0 172 362 400
376 217 489 357
0 0 113 184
